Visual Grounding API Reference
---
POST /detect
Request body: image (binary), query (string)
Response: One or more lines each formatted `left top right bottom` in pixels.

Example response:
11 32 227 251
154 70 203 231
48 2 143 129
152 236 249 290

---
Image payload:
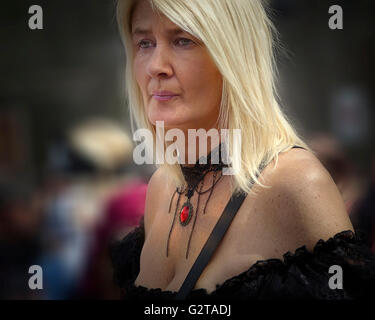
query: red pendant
180 206 189 222
179 201 193 226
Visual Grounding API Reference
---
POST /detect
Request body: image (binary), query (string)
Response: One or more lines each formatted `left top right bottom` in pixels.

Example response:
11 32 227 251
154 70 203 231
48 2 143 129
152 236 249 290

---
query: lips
152 91 179 101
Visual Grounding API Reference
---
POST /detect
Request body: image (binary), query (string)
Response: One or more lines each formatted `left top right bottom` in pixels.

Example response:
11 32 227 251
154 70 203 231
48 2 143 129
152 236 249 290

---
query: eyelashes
136 38 194 49
136 39 153 49
174 38 194 47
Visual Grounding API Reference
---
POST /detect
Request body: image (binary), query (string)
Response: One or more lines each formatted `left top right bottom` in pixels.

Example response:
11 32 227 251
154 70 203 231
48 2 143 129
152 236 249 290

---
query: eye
137 39 154 49
174 38 194 47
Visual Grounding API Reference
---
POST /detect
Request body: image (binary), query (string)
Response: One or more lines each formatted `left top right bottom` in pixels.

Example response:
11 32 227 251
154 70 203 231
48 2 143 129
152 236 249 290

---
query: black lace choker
166 143 229 259
180 144 227 195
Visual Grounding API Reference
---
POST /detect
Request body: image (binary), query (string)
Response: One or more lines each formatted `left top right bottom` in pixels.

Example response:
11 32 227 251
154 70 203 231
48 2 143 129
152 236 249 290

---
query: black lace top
109 217 375 300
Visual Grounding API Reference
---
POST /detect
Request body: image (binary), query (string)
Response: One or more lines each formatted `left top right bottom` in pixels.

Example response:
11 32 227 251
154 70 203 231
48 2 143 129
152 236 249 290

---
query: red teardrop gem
180 205 189 223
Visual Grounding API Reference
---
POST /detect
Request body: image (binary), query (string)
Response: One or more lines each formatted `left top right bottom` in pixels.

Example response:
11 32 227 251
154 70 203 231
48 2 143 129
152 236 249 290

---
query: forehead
131 0 178 33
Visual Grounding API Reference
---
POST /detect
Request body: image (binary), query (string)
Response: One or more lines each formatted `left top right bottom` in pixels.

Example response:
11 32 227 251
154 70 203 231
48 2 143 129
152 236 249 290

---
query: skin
129 1 355 294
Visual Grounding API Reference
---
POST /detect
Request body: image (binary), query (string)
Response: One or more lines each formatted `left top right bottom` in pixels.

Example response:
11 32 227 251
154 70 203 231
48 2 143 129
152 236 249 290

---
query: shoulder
256 147 354 251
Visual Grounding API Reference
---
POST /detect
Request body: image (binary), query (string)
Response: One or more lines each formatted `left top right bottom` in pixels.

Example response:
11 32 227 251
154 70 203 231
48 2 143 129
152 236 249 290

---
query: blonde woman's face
131 0 223 132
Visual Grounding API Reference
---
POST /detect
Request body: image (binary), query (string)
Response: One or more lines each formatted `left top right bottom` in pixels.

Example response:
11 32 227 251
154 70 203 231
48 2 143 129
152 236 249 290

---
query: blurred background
0 0 374 299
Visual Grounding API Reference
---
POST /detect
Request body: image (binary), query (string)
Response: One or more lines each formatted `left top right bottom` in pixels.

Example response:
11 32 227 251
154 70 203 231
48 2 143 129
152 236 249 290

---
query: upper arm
143 166 167 239
264 150 354 251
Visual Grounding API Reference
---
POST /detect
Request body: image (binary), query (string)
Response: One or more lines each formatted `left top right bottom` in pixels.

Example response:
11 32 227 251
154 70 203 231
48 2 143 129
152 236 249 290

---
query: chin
149 118 188 130
148 111 190 131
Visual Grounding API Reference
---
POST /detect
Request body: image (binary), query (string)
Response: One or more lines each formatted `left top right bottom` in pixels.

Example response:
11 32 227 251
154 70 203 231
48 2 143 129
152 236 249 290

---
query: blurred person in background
0 181 44 299
37 118 149 299
78 181 147 299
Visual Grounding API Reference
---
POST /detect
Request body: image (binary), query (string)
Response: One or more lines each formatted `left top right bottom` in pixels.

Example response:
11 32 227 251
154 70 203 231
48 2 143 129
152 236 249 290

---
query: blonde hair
116 0 311 195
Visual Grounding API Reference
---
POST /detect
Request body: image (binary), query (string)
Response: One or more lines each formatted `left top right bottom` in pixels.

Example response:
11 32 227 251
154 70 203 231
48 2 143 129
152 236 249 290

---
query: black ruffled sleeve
210 229 375 300
109 222 375 300
109 217 145 294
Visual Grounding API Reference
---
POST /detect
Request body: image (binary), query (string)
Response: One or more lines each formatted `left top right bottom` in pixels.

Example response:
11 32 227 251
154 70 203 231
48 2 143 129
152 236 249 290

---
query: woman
110 0 375 300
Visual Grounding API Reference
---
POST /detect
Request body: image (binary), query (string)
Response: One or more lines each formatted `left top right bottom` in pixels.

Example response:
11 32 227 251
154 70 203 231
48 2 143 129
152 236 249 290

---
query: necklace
166 143 228 259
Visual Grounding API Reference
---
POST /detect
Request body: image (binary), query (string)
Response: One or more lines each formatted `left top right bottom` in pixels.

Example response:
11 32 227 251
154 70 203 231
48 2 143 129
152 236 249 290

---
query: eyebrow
131 27 185 37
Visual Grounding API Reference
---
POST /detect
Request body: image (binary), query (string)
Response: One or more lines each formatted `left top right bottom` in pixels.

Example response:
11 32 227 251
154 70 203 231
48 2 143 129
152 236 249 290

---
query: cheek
133 57 147 92
181 58 222 106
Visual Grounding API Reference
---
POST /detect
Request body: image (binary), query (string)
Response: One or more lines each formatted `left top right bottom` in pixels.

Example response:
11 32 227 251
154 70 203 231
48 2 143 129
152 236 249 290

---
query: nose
146 45 173 79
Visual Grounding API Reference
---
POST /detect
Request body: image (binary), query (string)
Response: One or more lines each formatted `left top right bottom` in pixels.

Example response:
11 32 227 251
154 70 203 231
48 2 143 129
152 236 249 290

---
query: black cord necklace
166 143 228 259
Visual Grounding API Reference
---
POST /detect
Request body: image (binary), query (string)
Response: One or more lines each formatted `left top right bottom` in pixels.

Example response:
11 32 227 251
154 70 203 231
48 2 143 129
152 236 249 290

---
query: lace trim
111 228 374 299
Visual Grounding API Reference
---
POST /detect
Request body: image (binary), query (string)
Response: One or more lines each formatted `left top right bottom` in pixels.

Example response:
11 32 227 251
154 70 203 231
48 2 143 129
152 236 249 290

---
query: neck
176 137 223 167
179 142 228 193
165 120 222 166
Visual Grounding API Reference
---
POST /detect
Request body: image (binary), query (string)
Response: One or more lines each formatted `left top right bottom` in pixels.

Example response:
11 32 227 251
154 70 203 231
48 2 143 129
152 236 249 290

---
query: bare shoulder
257 147 354 251
143 166 173 239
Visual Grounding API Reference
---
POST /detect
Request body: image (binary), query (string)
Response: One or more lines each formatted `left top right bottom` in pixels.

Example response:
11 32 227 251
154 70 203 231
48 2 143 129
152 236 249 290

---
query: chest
134 181 282 293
